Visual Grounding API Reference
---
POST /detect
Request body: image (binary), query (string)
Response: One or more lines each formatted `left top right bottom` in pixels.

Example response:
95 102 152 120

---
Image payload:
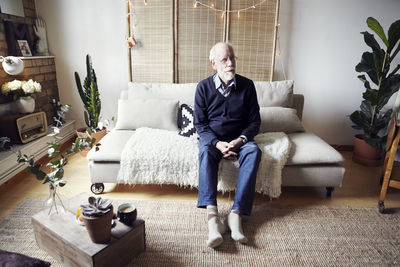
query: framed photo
17 40 32 56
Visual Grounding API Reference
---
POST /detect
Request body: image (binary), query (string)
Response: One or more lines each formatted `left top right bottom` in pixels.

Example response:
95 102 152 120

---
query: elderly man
194 42 262 248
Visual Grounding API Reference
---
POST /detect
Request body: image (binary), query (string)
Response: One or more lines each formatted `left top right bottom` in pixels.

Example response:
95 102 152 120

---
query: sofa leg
326 187 334 198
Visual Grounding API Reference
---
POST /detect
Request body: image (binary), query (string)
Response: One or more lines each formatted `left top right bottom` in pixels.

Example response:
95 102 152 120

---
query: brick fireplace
0 0 60 125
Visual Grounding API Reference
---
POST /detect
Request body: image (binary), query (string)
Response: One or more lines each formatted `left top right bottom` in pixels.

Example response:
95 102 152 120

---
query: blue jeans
197 138 262 215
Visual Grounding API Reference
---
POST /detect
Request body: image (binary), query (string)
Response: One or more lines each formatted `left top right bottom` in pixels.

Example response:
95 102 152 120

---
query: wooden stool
379 116 400 213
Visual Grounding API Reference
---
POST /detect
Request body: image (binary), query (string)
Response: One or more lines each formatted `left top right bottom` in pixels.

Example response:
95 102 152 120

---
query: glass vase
43 187 67 216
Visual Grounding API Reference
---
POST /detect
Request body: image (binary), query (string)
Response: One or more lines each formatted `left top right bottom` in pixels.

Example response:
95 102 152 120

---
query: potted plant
1 79 41 113
349 17 400 166
80 196 113 244
17 104 97 215
74 54 106 154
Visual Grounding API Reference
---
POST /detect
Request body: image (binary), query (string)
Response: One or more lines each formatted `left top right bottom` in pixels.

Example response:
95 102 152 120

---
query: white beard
221 70 235 82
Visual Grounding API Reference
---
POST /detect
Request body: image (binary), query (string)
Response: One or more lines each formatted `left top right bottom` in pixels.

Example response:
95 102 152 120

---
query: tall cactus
74 54 101 129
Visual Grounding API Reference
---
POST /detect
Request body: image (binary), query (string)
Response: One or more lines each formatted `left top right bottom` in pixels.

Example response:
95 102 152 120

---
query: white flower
48 148 55 155
1 79 41 96
8 80 22 91
1 83 10 94
53 127 60 134
33 81 41 92
22 79 35 94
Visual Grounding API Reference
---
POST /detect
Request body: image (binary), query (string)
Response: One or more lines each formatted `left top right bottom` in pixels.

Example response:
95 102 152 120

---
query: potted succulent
74 54 106 155
349 17 400 166
80 196 114 244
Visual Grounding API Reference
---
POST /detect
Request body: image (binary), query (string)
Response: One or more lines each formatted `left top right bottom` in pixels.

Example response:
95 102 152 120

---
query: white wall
36 0 400 145
35 0 129 128
275 0 400 145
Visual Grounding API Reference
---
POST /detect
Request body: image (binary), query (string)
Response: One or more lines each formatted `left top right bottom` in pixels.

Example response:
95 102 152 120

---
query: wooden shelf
0 120 76 186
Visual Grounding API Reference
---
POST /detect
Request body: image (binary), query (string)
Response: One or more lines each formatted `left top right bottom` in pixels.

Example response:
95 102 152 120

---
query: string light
144 0 147 6
193 0 198 8
194 0 266 16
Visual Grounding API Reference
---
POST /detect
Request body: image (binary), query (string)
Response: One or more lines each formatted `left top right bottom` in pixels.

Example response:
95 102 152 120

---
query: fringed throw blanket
117 127 291 198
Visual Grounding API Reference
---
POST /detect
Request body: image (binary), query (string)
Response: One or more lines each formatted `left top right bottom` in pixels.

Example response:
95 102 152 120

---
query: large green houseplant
75 54 101 130
349 17 400 164
74 54 106 152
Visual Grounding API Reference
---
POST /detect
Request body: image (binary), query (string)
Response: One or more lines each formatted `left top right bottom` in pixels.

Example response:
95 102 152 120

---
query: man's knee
199 144 221 162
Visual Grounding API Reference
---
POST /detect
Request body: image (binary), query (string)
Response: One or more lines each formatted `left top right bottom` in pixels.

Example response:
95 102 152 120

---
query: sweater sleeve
240 80 261 141
194 82 219 146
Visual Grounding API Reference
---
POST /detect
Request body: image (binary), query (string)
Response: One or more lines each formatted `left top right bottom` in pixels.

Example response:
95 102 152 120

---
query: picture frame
17 40 32 56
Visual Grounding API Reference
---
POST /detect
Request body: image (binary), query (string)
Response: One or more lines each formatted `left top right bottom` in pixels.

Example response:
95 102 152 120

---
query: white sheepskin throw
117 127 291 198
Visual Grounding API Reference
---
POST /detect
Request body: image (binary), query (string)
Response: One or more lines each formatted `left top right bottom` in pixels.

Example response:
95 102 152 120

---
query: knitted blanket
117 127 291 198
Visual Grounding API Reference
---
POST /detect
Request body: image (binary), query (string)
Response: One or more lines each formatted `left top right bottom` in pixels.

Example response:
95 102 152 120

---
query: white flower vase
15 96 35 113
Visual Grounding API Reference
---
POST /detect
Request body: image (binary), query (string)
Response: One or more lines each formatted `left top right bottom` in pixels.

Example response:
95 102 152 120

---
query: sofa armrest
292 94 304 120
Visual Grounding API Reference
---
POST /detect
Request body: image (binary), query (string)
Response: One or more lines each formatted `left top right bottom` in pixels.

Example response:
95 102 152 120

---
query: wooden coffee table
31 193 145 267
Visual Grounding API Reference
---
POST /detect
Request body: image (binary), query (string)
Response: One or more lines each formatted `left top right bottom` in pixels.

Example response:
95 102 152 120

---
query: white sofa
87 80 345 196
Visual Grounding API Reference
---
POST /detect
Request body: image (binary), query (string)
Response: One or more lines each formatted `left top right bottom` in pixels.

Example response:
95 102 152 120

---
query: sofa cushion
254 80 294 107
128 82 197 106
286 132 344 165
87 130 134 161
127 81 294 108
114 98 179 131
259 107 304 133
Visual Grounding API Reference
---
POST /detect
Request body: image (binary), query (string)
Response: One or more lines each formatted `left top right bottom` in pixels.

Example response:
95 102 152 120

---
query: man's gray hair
209 42 234 62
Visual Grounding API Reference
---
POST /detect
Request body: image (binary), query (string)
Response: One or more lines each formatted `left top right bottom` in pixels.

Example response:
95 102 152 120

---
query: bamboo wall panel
229 0 278 81
128 0 279 83
130 1 173 82
177 0 225 83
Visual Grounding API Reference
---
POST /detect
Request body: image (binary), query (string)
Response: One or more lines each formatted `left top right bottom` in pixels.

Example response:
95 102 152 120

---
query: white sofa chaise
87 81 345 196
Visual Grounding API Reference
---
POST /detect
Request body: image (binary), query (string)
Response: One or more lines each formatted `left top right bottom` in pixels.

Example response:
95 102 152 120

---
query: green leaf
367 17 388 47
388 19 400 53
356 52 378 85
361 31 382 53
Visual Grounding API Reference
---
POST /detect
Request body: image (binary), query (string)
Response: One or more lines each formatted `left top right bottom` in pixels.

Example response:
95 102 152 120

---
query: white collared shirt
213 74 235 98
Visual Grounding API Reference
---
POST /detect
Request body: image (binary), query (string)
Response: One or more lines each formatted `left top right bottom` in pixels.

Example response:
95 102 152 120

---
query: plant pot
82 205 113 244
76 127 107 156
352 134 383 166
15 96 35 113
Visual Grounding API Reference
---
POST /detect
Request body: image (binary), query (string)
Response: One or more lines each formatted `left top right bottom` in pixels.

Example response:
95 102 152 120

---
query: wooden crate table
31 193 146 267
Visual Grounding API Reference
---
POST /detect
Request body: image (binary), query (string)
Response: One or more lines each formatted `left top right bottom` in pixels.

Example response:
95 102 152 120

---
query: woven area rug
0 198 399 266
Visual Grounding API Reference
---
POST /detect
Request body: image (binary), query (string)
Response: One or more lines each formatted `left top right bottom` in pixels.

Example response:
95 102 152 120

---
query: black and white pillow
178 104 198 138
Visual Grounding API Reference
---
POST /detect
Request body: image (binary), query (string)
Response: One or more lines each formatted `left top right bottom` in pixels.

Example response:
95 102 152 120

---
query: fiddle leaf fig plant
349 17 400 148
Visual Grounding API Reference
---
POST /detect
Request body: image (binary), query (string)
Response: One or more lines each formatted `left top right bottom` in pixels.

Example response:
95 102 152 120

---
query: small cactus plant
81 196 112 217
74 54 101 130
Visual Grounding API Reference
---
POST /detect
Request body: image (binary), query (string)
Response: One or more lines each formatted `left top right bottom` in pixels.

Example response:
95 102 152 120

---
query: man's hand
229 138 245 152
216 141 237 160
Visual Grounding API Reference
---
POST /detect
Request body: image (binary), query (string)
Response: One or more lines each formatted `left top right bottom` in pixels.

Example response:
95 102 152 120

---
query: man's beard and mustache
220 67 235 82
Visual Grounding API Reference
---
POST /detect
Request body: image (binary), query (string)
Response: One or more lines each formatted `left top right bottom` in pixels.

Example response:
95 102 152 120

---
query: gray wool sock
226 211 248 244
206 205 226 248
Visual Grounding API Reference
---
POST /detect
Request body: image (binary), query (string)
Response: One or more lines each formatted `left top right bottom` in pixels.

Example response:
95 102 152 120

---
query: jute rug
0 198 399 266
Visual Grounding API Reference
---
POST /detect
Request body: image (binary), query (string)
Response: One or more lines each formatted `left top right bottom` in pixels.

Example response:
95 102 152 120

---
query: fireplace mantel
0 120 75 186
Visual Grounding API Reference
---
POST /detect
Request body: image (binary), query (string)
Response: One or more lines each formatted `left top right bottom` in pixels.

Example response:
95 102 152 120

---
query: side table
31 193 145 267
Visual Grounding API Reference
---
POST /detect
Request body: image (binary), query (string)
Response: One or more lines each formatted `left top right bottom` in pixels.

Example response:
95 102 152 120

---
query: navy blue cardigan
194 74 261 146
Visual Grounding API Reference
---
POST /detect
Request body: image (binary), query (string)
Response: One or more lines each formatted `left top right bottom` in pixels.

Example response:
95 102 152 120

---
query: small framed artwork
17 40 32 56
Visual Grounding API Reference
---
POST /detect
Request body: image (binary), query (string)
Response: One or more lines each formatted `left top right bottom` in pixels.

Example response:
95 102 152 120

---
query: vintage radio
0 112 47 144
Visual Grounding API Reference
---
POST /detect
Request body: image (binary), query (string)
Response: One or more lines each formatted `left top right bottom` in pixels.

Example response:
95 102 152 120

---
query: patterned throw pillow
179 104 198 138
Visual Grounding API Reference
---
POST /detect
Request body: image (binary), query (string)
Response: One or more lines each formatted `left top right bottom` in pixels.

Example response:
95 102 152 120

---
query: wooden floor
1 151 400 219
